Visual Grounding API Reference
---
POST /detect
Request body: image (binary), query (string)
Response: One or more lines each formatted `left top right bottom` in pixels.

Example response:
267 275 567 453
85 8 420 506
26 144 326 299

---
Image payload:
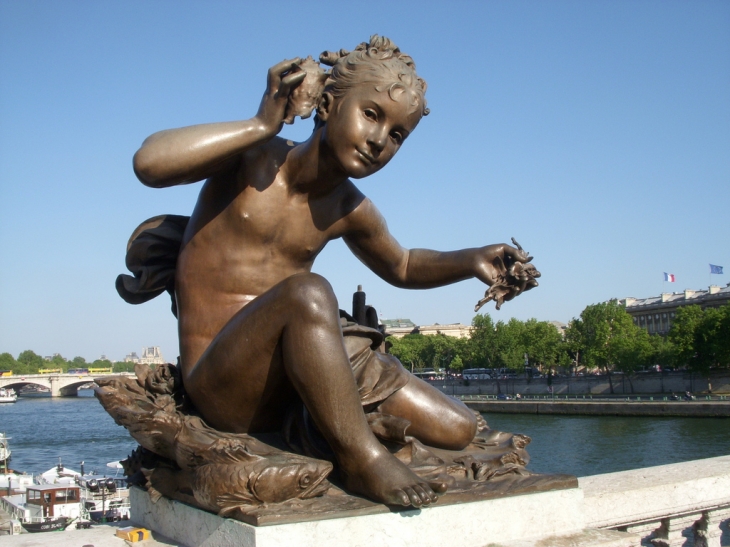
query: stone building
124 347 166 365
620 283 730 335
381 318 474 339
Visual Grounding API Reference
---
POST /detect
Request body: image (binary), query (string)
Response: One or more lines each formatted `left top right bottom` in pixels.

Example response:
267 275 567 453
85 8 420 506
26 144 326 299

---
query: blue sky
1 1 728 362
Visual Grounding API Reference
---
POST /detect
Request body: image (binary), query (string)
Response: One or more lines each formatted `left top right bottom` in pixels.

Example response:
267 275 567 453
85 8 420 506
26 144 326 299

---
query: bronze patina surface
100 35 566 523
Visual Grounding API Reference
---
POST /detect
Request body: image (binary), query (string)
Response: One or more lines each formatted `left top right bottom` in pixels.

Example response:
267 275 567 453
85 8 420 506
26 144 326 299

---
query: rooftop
622 282 730 309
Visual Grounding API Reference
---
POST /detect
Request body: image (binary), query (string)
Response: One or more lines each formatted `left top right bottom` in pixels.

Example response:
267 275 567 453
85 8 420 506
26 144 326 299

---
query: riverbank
430 369 730 397
464 398 730 417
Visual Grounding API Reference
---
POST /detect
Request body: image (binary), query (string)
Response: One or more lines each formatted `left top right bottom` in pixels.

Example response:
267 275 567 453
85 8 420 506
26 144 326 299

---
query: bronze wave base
95 364 576 526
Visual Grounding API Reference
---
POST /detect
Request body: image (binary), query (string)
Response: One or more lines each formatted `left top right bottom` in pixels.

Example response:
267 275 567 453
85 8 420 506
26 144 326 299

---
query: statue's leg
184 272 446 507
377 375 478 450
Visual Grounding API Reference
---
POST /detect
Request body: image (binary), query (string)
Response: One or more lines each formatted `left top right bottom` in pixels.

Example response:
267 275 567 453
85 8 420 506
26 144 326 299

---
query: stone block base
130 486 587 547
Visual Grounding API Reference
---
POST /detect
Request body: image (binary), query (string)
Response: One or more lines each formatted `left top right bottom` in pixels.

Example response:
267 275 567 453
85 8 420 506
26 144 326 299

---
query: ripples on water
0 392 136 475
485 412 730 476
1 393 728 477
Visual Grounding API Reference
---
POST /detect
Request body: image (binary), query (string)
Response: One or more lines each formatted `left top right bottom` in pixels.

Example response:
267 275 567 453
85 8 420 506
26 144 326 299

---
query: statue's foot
341 450 448 507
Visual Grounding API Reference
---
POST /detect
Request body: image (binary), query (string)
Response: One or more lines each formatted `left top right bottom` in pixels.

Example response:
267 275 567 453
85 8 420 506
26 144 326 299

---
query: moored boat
37 460 130 522
0 434 34 494
0 484 82 533
36 459 81 486
0 433 10 462
77 462 130 522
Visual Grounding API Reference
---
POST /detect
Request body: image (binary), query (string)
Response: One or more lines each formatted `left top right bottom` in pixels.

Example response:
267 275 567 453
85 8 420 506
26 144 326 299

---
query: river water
1 392 728 478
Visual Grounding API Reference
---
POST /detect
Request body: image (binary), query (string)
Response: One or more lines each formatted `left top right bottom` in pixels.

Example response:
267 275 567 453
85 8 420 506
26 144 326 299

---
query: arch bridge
0 372 135 397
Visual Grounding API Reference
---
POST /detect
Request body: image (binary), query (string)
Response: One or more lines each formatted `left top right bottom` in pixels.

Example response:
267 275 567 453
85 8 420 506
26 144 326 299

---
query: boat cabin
1 485 79 524
27 485 80 517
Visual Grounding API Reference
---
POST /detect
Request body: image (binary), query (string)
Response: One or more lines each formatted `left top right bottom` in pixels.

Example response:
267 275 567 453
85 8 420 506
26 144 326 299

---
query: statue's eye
364 109 377 121
299 474 311 488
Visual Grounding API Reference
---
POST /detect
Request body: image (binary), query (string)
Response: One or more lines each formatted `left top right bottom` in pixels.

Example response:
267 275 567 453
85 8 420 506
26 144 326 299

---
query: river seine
1 392 728 477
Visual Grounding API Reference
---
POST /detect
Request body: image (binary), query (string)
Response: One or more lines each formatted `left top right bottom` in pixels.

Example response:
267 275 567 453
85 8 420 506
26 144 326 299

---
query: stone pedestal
130 486 588 547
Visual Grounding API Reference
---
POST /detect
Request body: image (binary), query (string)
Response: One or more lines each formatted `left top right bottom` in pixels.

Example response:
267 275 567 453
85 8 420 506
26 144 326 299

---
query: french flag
664 272 676 282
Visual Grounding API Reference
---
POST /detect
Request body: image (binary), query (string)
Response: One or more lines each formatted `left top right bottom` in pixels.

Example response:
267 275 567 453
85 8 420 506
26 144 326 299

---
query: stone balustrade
580 455 730 546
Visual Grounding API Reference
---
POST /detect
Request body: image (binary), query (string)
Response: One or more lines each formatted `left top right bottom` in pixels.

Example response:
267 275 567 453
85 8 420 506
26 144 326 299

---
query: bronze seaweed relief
100 35 567 520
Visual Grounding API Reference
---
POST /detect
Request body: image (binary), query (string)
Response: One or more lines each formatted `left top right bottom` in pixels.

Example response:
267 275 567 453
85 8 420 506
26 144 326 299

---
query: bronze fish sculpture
95 364 333 515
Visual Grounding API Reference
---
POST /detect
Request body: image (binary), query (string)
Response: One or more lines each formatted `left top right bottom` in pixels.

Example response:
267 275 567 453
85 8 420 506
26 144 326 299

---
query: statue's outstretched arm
133 58 305 188
343 198 535 292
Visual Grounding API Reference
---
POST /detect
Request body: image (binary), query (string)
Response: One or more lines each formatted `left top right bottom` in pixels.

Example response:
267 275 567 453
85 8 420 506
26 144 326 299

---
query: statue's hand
473 239 539 311
254 58 307 137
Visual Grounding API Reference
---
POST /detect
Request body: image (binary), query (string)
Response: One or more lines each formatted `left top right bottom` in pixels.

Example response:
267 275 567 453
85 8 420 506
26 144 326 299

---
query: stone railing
580 455 730 546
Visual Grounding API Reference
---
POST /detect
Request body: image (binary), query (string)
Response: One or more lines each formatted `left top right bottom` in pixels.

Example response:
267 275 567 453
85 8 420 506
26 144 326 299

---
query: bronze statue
101 36 566 522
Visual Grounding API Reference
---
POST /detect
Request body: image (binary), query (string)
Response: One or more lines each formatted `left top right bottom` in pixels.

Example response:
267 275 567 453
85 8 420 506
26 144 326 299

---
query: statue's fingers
267 57 302 86
280 70 306 93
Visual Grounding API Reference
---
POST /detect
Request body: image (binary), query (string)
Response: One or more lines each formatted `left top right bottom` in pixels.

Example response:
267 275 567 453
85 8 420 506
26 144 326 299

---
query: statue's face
322 84 422 179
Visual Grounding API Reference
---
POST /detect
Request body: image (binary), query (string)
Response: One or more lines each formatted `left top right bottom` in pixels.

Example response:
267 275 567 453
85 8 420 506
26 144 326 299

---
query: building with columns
620 283 730 335
124 346 166 365
381 318 474 339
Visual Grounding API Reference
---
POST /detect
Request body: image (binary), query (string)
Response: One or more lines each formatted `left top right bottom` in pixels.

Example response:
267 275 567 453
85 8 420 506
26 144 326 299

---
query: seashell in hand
283 56 327 124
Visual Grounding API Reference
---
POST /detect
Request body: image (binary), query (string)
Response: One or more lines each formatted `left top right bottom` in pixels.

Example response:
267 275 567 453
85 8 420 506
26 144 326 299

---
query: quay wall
429 369 730 396
464 400 730 417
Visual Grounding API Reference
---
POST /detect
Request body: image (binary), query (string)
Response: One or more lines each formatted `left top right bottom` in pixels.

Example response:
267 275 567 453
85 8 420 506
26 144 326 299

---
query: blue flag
710 264 724 275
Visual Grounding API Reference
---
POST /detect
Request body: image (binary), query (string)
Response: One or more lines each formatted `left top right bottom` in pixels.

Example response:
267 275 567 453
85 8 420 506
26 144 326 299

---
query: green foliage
566 301 640 374
17 350 43 369
388 334 432 372
450 354 464 372
112 361 136 372
0 351 140 375
468 314 496 368
521 319 569 370
0 352 17 371
388 333 465 373
668 305 704 369
667 304 730 373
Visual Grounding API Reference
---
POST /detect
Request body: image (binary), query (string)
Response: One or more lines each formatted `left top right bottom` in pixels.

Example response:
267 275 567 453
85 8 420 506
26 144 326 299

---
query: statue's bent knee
284 273 338 322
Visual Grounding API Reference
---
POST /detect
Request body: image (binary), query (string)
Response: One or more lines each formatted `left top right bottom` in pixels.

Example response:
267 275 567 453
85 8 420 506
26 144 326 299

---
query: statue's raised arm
133 58 309 188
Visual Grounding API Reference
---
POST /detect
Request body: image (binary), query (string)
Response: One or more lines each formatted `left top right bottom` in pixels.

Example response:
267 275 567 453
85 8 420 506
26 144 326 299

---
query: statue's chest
228 188 329 258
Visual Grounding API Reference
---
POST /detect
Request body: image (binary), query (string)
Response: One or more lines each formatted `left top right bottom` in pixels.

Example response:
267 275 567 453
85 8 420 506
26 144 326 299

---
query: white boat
36 459 82 486
37 460 130 522
0 484 82 532
0 434 34 493
0 433 10 462
0 388 17 403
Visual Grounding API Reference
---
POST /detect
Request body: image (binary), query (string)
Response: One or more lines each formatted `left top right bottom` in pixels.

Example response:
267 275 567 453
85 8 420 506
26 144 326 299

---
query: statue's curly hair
319 35 429 117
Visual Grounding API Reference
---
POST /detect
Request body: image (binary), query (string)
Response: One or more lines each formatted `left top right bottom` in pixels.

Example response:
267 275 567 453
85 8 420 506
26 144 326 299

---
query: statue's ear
316 91 334 123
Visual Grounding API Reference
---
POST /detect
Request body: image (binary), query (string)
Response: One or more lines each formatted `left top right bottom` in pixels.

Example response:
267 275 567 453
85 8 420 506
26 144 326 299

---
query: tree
648 334 674 370
388 334 431 372
521 319 569 372
694 305 730 372
16 350 43 373
0 352 17 371
91 358 113 369
113 361 135 372
50 354 68 371
467 314 497 369
668 305 704 370
450 354 464 372
492 318 526 371
568 301 642 392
